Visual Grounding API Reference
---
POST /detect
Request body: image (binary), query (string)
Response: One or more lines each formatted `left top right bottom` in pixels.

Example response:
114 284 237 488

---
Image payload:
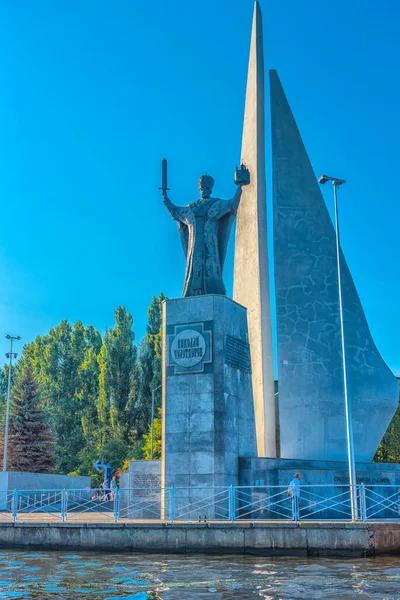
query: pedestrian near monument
288 473 301 520
110 476 117 500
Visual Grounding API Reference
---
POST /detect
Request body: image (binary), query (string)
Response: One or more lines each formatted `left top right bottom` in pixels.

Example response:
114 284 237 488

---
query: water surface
0 550 399 599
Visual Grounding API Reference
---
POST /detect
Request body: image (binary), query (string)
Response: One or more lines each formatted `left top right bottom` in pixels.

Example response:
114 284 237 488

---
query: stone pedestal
162 295 257 508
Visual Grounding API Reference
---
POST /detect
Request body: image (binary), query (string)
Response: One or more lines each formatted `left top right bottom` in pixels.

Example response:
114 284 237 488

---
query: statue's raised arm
159 158 188 223
162 189 179 220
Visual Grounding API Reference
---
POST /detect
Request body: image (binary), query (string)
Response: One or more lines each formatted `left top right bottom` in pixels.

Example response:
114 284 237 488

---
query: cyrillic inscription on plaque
224 335 251 373
131 472 161 498
171 329 206 367
167 322 212 374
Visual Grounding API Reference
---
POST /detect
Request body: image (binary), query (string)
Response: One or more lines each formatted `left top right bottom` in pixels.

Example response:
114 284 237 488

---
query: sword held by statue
159 158 170 195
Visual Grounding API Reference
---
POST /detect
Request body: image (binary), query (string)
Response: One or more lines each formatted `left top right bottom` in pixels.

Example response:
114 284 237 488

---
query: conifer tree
5 366 55 473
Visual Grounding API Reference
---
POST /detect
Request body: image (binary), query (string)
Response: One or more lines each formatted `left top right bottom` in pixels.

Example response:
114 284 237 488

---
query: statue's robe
164 190 241 297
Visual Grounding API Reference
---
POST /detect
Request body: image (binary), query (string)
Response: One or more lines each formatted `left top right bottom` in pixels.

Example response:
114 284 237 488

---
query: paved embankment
0 522 399 557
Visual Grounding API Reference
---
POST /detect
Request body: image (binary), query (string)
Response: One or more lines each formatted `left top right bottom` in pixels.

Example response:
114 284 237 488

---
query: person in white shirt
288 473 301 520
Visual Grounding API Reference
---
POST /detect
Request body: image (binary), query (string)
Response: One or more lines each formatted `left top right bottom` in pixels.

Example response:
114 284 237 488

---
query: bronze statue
161 159 249 297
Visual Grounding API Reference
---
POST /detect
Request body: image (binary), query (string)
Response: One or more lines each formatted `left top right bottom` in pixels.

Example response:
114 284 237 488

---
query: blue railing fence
0 484 399 523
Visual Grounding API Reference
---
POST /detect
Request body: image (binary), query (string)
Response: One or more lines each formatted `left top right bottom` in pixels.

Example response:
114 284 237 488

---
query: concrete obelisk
233 1 276 457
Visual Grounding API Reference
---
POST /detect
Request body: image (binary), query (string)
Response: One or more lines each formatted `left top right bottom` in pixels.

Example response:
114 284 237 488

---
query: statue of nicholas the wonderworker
162 168 249 297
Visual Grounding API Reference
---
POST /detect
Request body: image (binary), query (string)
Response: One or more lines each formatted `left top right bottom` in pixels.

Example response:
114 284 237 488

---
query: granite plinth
162 295 257 517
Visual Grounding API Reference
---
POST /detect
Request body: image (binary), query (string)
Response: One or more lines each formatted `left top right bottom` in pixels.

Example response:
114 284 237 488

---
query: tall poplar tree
134 294 165 439
97 306 137 442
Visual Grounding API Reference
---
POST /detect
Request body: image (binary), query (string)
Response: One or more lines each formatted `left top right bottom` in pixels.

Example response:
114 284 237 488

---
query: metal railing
0 484 399 523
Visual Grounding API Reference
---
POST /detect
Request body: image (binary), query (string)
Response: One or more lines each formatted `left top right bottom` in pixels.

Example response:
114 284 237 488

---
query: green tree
21 320 103 473
375 401 400 463
134 294 165 439
142 408 162 460
97 306 137 442
0 297 165 474
0 366 55 473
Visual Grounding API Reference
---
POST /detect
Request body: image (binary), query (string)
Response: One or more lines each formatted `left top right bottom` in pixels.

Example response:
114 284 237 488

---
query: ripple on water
111 577 150 585
0 551 400 599
68 561 102 567
105 595 151 600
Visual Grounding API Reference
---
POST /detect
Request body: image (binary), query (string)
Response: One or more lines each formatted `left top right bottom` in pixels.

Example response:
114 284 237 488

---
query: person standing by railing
100 479 110 501
288 473 301 520
110 476 118 500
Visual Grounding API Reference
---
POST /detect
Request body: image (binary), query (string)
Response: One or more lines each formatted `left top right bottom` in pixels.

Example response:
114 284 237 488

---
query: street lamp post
318 175 358 520
3 334 21 472
151 384 162 460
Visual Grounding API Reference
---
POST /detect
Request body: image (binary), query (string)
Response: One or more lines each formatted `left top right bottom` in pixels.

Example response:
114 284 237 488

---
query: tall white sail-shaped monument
233 1 276 457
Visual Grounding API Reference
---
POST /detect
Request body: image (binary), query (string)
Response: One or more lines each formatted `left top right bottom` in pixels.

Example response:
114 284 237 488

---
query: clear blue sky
1 0 399 374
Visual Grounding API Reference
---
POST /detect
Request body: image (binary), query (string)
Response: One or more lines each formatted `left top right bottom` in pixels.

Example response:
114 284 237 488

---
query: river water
0 550 399 599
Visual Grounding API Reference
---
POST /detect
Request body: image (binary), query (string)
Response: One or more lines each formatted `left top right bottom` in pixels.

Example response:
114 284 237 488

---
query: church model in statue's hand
161 161 250 297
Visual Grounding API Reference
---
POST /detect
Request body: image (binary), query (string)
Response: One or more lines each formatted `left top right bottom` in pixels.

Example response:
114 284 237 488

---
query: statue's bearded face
198 175 214 199
199 184 212 199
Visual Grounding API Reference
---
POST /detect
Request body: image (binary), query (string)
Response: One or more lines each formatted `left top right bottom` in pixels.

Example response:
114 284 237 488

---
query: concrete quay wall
0 522 399 557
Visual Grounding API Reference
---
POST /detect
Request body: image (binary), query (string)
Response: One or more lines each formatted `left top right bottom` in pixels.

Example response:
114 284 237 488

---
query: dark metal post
3 335 20 472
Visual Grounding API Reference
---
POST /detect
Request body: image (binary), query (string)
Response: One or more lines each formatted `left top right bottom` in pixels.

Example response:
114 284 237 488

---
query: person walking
110 476 118 500
288 473 301 520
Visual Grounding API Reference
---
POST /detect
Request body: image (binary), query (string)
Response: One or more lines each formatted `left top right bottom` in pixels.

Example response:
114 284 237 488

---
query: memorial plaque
131 472 161 498
224 335 251 373
171 329 206 367
167 321 212 374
